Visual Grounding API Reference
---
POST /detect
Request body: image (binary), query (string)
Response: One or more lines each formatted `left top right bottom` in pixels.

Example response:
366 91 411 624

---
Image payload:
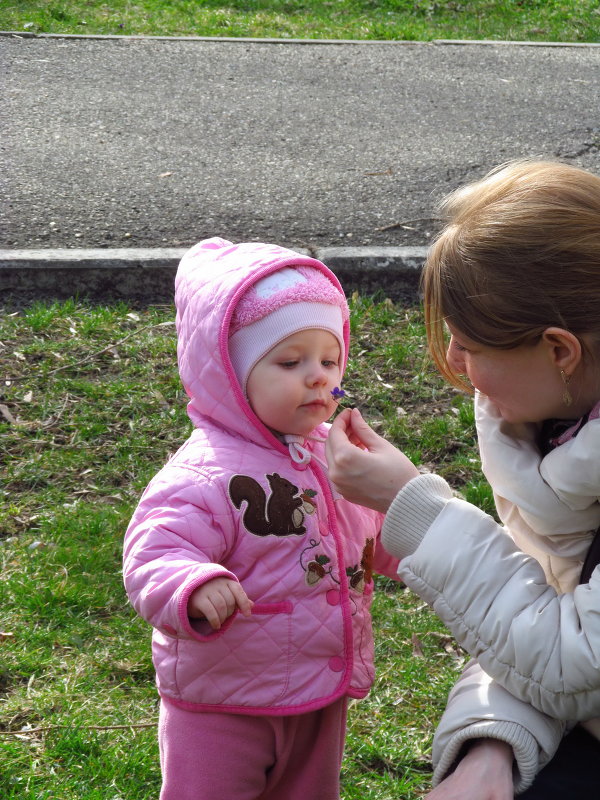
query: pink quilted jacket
123 238 399 715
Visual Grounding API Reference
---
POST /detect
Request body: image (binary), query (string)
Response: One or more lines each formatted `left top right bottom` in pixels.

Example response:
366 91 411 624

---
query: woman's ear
541 327 582 374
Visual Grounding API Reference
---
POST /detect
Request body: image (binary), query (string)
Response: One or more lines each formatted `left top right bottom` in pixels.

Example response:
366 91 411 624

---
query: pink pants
158 697 348 800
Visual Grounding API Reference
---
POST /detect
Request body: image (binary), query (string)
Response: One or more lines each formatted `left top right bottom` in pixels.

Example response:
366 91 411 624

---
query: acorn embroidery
349 568 365 594
305 554 331 586
301 488 318 514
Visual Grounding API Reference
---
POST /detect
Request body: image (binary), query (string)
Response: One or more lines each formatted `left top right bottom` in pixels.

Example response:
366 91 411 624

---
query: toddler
123 238 400 800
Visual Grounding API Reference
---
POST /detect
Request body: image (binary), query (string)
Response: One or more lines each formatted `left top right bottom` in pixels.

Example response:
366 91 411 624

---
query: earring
560 369 572 407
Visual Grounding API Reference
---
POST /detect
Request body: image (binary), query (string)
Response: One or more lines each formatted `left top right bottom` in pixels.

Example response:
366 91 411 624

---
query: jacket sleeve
373 541 402 581
431 659 564 792
372 511 402 580
382 473 600 721
334 500 401 580
123 466 238 640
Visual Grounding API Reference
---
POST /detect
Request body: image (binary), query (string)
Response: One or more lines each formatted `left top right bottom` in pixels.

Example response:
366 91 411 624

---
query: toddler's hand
188 577 253 630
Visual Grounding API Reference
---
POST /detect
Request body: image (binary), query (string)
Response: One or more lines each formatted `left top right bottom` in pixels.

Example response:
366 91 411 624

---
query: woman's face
445 322 577 424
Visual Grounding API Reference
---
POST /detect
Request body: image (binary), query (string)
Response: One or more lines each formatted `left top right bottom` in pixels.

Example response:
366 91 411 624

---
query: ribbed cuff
381 473 454 560
432 721 540 794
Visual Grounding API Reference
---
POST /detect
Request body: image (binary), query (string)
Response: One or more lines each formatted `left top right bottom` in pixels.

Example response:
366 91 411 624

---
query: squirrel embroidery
347 538 375 594
229 473 306 537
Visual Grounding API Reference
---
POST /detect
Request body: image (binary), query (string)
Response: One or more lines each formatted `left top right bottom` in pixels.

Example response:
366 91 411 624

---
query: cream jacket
381 393 600 792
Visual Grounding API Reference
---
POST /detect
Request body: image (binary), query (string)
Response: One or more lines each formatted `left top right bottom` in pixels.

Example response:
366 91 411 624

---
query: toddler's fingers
229 582 253 617
206 588 238 628
200 599 223 630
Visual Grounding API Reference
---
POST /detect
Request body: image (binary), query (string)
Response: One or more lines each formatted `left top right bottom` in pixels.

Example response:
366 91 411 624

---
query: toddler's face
246 329 342 437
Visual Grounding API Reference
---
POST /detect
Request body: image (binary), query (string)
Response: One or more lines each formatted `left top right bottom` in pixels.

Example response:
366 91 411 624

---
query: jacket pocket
177 601 294 708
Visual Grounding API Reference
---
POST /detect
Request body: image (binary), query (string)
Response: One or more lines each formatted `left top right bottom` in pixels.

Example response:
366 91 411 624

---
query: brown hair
422 160 600 391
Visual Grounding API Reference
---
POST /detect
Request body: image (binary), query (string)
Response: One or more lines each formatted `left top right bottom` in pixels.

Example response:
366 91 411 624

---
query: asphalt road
2 34 599 255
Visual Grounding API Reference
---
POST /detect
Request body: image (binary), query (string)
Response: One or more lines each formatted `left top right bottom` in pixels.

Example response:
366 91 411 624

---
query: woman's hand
424 740 515 800
326 407 419 512
187 577 253 630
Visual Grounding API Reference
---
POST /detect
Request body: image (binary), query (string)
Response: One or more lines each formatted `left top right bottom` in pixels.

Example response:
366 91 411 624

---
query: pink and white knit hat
229 265 348 392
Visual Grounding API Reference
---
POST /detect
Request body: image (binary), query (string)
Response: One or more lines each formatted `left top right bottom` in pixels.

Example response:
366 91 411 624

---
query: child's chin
294 420 328 438
293 425 321 438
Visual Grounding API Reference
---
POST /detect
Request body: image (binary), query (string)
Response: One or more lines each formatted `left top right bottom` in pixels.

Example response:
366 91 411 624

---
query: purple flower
331 386 346 403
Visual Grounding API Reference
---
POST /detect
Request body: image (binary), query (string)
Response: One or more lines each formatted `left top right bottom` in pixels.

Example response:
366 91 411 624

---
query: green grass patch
0 297 484 797
1 0 599 42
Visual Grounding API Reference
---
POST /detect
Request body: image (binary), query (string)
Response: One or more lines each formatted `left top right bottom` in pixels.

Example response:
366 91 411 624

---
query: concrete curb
2 31 599 47
0 247 429 305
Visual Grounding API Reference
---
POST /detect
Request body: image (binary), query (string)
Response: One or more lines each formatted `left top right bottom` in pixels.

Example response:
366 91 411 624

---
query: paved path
3 34 600 250
1 33 599 301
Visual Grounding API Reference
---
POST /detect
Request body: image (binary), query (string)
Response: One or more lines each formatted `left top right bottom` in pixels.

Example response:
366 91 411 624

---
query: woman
326 160 600 798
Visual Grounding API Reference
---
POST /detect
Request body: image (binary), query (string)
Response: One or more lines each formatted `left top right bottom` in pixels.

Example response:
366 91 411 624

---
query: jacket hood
174 238 350 449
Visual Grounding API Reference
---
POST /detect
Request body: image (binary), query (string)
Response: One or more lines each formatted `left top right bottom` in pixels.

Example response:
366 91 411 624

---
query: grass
1 0 599 42
0 297 491 798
